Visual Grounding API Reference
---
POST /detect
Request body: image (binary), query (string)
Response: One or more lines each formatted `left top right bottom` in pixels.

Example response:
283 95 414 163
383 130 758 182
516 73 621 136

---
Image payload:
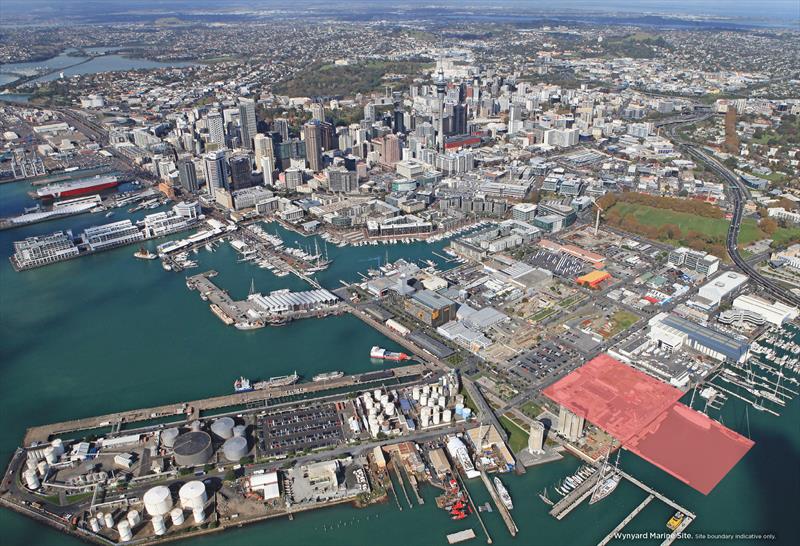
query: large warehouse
648 312 749 363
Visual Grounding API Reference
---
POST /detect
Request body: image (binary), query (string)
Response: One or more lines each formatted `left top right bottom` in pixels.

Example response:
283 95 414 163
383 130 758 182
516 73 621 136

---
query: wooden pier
480 470 517 536
548 470 601 520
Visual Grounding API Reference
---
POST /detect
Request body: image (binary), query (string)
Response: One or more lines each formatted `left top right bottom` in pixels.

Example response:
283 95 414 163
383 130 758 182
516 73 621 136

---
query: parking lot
260 403 345 457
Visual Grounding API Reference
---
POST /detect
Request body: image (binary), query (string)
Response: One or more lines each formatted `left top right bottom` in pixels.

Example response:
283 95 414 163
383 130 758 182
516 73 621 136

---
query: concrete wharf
22 365 426 446
549 470 602 520
597 494 654 546
480 470 517 536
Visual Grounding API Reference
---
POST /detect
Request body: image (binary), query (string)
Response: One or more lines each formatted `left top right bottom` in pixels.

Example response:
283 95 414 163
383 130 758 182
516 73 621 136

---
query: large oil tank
103 512 114 528
126 509 141 527
143 485 173 516
51 438 65 457
161 428 180 448
190 420 202 432
24 470 40 490
222 436 248 462
89 517 100 533
210 417 235 440
178 480 207 510
192 507 206 523
172 431 212 467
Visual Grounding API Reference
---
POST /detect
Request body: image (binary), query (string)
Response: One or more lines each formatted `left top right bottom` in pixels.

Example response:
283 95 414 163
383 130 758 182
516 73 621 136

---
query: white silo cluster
23 438 65 490
359 388 400 439
415 382 453 428
143 484 173 536
179 480 208 523
210 417 235 440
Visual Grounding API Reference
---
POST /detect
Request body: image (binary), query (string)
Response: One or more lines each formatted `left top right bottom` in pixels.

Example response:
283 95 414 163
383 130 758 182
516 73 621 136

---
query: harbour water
0 179 798 545
0 49 195 86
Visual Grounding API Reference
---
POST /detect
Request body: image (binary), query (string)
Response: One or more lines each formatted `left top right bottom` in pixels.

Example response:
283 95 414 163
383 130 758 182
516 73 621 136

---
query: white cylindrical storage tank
170 507 185 526
26 458 37 472
37 461 49 477
233 425 247 438
118 520 132 542
443 409 452 423
192 507 206 523
427 397 435 408
104 512 114 528
152 515 166 536
456 394 465 405
51 438 65 457
373 389 382 399
126 510 141 527
438 396 446 408
210 417 235 440
179 481 207 510
143 485 173 516
421 415 430 428
161 428 180 448
385 404 395 416
380 394 390 405
44 447 57 464
420 396 427 407
455 403 464 416
433 410 441 425
24 470 40 490
462 407 472 419
412 387 420 401
190 420 202 432
89 517 100 533
96 512 105 528
222 436 248 462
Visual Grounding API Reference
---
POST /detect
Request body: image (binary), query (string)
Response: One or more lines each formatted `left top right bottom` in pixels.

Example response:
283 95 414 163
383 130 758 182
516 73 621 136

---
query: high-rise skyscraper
238 98 258 150
177 158 198 192
508 103 523 134
207 111 226 147
272 118 290 141
253 133 274 173
203 150 228 194
364 103 375 122
310 102 325 122
228 154 252 190
393 104 406 134
260 156 275 185
304 121 323 172
320 121 336 151
382 134 402 165
452 104 467 135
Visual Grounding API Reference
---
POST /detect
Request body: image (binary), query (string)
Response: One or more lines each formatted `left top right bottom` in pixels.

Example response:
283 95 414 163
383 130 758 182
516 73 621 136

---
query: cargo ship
312 371 344 382
234 376 253 392
494 477 513 510
370 346 411 361
35 175 120 200
253 372 300 389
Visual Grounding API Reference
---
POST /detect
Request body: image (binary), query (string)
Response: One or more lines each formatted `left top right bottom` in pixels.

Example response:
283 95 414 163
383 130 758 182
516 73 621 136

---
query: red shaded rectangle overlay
543 354 683 443
625 402 754 495
543 353 754 495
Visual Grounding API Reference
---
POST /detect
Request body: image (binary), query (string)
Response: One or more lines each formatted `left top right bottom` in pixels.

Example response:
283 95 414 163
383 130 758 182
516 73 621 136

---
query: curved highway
681 143 800 308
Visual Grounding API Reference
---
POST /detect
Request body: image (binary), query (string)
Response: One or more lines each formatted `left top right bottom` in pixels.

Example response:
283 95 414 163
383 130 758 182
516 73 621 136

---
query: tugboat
666 511 685 531
234 376 253 392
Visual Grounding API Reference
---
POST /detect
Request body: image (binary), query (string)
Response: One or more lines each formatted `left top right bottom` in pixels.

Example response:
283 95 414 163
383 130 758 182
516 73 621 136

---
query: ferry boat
666 511 685 531
494 477 513 510
234 376 253 392
312 371 344 382
589 472 621 504
370 346 411 361
35 175 120 200
254 372 300 389
133 247 157 260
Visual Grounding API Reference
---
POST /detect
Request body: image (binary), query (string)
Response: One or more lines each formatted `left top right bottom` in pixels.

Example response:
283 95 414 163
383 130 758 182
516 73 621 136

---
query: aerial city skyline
0 2 798 546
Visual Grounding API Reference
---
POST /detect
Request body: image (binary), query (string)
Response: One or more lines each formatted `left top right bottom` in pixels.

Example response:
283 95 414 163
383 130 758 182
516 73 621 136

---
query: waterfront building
229 154 253 190
528 420 545 454
556 405 584 442
142 210 198 238
11 231 79 270
404 289 458 328
232 187 274 211
81 220 144 252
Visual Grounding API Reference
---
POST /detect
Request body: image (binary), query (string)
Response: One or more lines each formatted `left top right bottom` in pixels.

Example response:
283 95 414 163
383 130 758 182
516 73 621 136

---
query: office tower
452 104 467 135
320 121 336 151
261 156 275 185
229 154 252 190
528 420 545 454
274 138 306 171
284 168 303 190
207 111 226 147
393 105 406 134
310 102 325 122
508 103 522 134
177 158 198 192
382 134 402 165
253 133 273 172
238 98 257 150
203 150 228 194
304 121 323 172
272 118 290 141
327 167 358 193
364 102 375 122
